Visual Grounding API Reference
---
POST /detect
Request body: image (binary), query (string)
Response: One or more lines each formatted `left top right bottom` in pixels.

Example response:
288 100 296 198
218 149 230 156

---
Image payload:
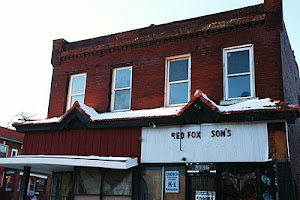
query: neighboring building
0 126 49 200
0 0 300 199
0 126 23 199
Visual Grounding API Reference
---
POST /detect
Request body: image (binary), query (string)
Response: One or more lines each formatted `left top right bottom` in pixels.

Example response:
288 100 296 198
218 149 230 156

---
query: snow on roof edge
17 92 291 126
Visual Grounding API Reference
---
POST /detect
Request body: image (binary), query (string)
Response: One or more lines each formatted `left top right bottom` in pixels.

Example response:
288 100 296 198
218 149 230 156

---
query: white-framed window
0 144 8 158
111 66 132 111
166 54 191 106
27 177 36 196
223 44 255 100
67 73 87 109
5 171 14 191
11 149 18 157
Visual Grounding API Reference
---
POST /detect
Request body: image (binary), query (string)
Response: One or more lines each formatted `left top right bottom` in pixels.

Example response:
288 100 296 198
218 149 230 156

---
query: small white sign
195 191 216 200
165 171 179 193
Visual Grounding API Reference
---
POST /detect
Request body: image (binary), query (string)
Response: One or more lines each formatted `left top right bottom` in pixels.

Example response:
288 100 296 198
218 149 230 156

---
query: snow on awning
14 89 300 126
0 155 138 175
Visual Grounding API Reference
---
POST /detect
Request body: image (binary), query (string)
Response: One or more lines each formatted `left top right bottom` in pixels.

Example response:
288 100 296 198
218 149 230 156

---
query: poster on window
165 171 179 193
195 191 216 200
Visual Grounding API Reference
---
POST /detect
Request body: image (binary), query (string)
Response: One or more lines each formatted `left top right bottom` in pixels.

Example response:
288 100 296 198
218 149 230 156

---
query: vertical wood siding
23 127 141 158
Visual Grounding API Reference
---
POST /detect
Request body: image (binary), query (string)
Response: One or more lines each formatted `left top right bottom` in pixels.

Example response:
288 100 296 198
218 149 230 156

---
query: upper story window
67 73 87 109
0 144 8 157
223 44 255 100
11 149 18 157
111 66 132 111
166 54 191 106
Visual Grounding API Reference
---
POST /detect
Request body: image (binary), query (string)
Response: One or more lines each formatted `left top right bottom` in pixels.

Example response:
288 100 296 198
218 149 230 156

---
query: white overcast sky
0 0 299 127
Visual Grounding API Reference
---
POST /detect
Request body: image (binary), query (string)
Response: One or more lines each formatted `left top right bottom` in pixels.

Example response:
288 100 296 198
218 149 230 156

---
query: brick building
0 126 24 199
0 126 49 200
0 0 299 199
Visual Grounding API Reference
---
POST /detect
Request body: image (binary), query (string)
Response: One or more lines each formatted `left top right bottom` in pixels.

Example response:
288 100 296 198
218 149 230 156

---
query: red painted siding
23 128 141 158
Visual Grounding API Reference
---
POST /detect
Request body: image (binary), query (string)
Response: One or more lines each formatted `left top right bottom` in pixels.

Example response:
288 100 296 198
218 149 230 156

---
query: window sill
167 102 188 107
220 97 258 106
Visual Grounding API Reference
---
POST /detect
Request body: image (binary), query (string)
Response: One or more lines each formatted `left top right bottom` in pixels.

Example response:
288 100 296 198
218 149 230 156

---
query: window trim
27 177 36 196
111 66 133 112
66 73 87 110
11 149 18 157
5 171 14 191
0 144 8 157
223 44 255 100
165 54 191 106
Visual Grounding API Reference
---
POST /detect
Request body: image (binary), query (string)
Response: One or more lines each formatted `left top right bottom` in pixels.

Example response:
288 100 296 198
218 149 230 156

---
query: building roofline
14 90 299 132
52 4 267 65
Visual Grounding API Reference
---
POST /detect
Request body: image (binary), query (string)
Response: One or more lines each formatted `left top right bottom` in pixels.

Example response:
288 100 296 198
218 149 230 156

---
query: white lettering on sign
194 165 210 171
141 123 269 163
165 171 179 193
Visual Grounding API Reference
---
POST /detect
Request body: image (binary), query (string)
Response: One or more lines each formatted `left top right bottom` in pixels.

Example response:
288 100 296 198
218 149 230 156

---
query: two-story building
0 0 299 199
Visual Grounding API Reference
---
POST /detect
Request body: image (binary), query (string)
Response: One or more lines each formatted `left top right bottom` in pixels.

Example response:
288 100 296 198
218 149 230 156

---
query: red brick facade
14 0 300 199
48 2 286 118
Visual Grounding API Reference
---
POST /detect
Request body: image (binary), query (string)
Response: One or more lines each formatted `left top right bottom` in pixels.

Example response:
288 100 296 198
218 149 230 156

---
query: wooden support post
19 166 31 200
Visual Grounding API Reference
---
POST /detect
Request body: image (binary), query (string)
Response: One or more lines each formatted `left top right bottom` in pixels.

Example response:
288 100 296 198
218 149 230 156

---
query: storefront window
51 172 73 199
139 166 163 200
73 167 132 200
102 169 132 197
75 168 101 195
139 166 186 200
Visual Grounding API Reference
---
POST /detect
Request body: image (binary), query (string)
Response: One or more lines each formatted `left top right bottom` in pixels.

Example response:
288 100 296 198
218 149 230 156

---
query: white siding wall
141 122 268 163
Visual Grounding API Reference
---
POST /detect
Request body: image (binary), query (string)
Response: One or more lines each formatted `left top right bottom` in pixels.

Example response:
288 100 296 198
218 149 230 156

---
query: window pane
228 75 251 98
114 89 130 110
71 75 86 94
38 179 46 191
51 172 73 198
102 169 132 196
115 68 131 89
169 82 188 105
169 59 188 82
75 168 101 195
0 145 7 157
139 167 162 200
71 95 84 106
227 50 250 74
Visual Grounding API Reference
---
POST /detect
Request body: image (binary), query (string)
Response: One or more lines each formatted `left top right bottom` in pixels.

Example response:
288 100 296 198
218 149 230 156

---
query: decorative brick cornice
60 15 265 62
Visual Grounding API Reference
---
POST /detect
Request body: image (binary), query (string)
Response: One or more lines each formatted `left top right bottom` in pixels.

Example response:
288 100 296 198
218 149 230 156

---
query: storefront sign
195 191 216 200
141 122 268 163
170 128 232 139
165 171 179 193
